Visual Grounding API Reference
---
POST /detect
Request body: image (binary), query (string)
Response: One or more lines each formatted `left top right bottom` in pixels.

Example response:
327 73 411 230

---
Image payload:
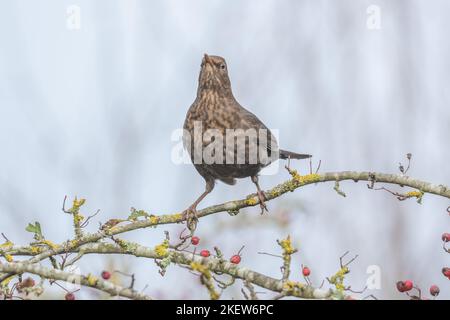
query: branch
7 242 332 299
1 170 448 298
0 261 151 300
2 171 448 270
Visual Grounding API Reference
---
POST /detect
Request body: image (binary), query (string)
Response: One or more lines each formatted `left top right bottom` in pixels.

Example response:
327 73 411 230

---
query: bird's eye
220 64 226 70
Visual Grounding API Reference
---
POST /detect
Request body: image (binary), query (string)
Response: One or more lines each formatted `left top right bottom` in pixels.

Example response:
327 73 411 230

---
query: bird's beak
204 53 213 65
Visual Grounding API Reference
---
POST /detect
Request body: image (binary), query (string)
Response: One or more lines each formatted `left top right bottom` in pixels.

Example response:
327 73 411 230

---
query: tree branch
7 242 332 299
0 261 151 300
1 170 449 298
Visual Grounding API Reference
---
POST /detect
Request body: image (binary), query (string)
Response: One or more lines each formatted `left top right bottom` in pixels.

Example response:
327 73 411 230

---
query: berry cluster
396 280 440 299
190 236 244 264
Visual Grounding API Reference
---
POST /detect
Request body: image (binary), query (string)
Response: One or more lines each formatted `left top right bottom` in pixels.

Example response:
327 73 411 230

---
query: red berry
442 233 450 242
302 266 311 277
429 285 440 297
191 236 200 245
403 280 413 291
442 267 450 277
65 293 75 300
396 280 413 292
396 281 405 292
200 250 210 257
230 255 241 264
101 271 111 280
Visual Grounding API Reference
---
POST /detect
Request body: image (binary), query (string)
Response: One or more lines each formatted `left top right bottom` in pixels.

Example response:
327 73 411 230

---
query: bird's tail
279 149 312 160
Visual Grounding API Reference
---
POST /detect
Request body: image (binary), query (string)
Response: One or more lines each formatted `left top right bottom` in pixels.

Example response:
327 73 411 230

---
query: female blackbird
183 54 311 219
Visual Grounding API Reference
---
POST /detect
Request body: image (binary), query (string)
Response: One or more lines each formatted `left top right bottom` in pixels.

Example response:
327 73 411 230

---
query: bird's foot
182 206 199 232
257 190 268 215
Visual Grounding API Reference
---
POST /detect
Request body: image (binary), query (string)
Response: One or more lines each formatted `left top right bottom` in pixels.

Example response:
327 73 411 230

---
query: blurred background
0 0 449 299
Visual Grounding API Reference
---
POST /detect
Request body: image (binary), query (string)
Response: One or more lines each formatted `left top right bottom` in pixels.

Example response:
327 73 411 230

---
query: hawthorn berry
442 233 450 242
200 249 210 257
442 267 450 278
429 285 440 297
65 293 76 300
230 254 241 264
396 280 413 292
403 280 413 291
101 271 111 280
191 236 200 245
396 281 405 292
302 266 311 277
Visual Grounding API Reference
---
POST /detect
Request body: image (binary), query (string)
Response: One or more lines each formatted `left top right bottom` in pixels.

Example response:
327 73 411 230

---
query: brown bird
183 54 311 220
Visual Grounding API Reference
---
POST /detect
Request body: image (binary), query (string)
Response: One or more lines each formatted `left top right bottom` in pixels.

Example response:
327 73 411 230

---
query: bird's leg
251 175 268 215
183 179 215 231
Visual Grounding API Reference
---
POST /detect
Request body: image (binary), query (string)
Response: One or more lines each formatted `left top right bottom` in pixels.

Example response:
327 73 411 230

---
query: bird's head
197 54 232 95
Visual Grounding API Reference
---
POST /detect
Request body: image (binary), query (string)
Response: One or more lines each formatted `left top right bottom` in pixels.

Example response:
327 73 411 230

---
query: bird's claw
257 190 268 215
182 206 198 232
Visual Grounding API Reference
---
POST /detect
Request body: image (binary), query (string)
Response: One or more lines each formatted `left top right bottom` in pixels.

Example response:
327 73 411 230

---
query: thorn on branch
340 251 359 268
257 251 283 259
1 233 11 243
309 159 322 175
172 228 194 251
113 270 136 289
80 209 100 229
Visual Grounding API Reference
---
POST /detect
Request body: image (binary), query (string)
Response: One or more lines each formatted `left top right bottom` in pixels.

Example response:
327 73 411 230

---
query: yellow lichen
1 275 15 286
40 240 59 250
405 190 424 203
73 197 86 208
283 280 296 291
0 241 13 249
290 171 321 186
73 213 84 224
190 262 210 276
283 280 303 292
149 215 159 224
279 235 296 255
30 246 42 254
335 283 345 291
190 262 219 300
406 190 422 197
154 240 169 258
245 197 258 206
209 291 220 300
4 254 13 262
172 213 183 221
86 274 98 286
329 266 349 292
107 226 120 234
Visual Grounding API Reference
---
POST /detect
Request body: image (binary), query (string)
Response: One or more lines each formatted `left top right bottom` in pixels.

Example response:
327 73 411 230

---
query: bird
183 54 311 222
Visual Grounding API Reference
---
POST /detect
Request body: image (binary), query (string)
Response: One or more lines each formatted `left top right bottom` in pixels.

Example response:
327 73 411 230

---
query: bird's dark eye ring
220 64 226 70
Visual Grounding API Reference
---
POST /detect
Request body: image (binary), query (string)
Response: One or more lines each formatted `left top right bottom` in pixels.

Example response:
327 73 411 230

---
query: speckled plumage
183 54 311 218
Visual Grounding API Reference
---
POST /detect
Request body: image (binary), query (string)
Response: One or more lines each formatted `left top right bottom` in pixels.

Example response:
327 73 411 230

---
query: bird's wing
233 104 280 162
